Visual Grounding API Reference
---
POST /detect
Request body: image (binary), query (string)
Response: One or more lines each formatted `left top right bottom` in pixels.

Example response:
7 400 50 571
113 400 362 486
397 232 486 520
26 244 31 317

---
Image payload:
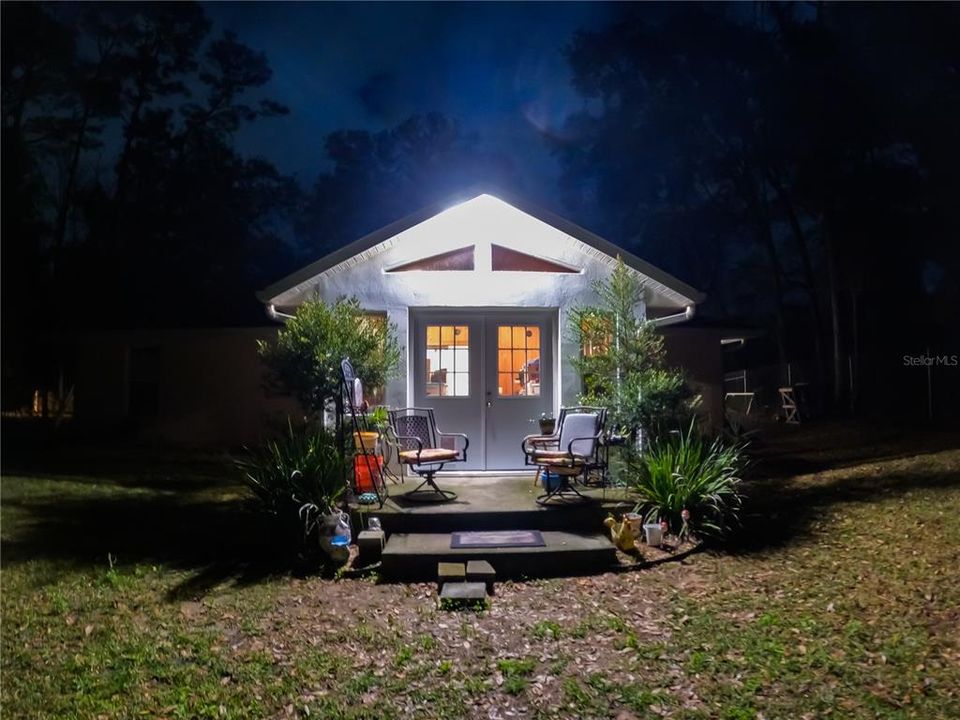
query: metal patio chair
522 406 607 505
389 407 468 502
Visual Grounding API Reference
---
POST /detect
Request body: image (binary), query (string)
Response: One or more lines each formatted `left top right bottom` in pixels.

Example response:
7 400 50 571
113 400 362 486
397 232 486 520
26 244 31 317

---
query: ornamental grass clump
629 420 746 541
235 418 346 550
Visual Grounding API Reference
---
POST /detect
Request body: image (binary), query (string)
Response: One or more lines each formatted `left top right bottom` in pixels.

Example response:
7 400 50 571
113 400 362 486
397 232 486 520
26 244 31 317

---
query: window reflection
425 325 469 396
497 325 540 396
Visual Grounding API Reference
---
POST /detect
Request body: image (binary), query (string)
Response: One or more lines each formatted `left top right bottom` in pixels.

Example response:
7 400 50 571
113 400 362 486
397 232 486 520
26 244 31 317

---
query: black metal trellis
339 357 388 508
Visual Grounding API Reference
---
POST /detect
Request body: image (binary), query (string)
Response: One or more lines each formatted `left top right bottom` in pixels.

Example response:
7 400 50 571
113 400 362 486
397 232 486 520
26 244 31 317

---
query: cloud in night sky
356 72 402 121
202 2 615 187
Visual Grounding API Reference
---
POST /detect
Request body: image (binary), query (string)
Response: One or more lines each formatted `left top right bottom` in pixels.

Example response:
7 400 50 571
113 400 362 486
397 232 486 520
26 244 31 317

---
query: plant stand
339 359 388 507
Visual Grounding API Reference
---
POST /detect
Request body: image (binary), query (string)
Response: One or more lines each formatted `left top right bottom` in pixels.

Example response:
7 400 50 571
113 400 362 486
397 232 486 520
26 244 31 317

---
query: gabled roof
257 187 705 306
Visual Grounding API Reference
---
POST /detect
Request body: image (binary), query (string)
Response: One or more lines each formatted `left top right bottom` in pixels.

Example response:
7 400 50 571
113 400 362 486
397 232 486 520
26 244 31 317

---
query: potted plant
538 411 556 435
351 405 386 451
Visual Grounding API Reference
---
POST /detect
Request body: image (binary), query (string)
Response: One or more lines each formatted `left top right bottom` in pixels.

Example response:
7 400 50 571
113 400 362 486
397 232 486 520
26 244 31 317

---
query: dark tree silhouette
296 113 520 258
1 3 300 409
555 3 960 413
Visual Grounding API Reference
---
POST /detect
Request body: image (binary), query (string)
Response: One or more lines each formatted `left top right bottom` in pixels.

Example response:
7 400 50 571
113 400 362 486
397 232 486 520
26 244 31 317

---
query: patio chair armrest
392 433 425 459
565 433 603 459
521 433 559 452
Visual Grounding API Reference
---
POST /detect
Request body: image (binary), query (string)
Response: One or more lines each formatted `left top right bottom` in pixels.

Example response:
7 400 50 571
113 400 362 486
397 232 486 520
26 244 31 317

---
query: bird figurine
604 514 636 552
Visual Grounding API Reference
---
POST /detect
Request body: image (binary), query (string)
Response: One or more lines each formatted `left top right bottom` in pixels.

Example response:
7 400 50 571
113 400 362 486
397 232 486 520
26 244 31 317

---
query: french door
411 309 554 471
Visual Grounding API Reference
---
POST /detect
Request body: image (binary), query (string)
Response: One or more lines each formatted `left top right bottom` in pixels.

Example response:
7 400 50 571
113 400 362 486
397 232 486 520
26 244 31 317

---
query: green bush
618 368 697 441
569 258 698 444
258 296 402 418
628 421 746 541
235 419 346 544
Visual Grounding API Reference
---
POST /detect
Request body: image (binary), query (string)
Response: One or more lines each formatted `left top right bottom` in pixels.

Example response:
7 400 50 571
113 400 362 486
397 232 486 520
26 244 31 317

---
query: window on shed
424 324 470 397
496 325 541 396
579 311 613 357
359 312 388 405
386 246 475 272
491 245 578 272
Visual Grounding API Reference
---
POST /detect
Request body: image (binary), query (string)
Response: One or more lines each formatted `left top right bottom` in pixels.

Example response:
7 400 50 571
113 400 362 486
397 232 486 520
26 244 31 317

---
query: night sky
203 2 614 187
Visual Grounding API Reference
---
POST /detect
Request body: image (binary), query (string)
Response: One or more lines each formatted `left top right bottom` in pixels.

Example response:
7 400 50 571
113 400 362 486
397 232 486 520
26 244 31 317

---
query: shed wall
661 327 725 433
74 327 298 447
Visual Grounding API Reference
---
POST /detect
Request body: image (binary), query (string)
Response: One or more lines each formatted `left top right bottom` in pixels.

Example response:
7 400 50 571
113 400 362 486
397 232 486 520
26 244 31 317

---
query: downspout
266 303 295 321
649 304 696 327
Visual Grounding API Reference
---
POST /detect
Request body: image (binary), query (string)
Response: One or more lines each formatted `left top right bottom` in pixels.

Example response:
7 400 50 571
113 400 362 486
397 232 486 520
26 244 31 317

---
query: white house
258 191 709 471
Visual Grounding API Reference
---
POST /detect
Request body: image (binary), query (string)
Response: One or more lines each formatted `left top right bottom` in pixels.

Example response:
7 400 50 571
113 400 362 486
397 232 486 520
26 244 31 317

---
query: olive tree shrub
258 296 403 419
569 258 698 445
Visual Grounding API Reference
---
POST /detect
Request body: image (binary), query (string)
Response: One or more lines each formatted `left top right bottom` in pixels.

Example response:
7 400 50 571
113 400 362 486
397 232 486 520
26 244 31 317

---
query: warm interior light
497 324 540 397
425 324 470 396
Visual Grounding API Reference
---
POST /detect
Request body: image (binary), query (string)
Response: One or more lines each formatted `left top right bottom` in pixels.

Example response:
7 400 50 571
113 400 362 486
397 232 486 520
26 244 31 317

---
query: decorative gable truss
258 194 703 310
386 244 580 273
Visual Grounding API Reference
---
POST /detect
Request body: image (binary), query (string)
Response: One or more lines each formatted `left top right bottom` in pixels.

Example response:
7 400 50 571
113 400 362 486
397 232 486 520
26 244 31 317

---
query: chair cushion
537 456 585 469
533 449 579 460
398 448 459 464
558 412 600 457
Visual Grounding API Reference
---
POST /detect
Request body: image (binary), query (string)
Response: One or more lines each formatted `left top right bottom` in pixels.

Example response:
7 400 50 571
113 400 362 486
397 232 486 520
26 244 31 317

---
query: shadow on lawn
1 437 308 599
746 419 960 480
1 448 237 493
1 486 300 599
729 446 960 555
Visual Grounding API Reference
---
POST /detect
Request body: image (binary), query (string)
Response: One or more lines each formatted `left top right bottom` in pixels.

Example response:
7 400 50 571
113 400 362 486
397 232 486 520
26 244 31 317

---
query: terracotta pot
353 431 379 453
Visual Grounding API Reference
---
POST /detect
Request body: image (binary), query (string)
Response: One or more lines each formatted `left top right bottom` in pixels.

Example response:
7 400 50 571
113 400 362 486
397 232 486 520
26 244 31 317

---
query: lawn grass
2 424 959 718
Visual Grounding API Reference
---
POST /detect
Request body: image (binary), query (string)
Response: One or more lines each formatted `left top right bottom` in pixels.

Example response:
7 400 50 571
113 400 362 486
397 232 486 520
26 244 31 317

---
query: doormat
451 530 545 549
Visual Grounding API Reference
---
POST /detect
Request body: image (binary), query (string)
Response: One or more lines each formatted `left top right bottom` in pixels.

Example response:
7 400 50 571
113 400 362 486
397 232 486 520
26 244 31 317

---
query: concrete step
439 581 488 609
381 530 618 582
353 475 632 536
371 503 628 534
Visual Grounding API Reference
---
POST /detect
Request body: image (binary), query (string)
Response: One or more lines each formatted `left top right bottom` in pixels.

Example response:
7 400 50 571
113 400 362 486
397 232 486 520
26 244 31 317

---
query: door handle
486 401 492 408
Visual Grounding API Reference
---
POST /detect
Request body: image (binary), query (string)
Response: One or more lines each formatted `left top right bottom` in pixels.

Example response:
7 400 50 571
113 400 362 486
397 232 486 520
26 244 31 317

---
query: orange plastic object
353 455 383 493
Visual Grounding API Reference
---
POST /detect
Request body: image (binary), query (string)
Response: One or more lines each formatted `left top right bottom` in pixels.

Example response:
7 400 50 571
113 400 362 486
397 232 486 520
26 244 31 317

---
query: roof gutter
649 304 696 327
266 303 295 322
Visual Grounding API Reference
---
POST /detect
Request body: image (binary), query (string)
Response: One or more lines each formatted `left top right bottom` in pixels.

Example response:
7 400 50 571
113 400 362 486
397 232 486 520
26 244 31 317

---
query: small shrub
628 420 746 540
257 297 402 419
531 619 563 640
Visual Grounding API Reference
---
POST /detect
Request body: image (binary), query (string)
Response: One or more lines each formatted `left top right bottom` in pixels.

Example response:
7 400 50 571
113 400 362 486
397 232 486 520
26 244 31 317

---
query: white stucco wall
278 197 676 411
270 196 698 413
